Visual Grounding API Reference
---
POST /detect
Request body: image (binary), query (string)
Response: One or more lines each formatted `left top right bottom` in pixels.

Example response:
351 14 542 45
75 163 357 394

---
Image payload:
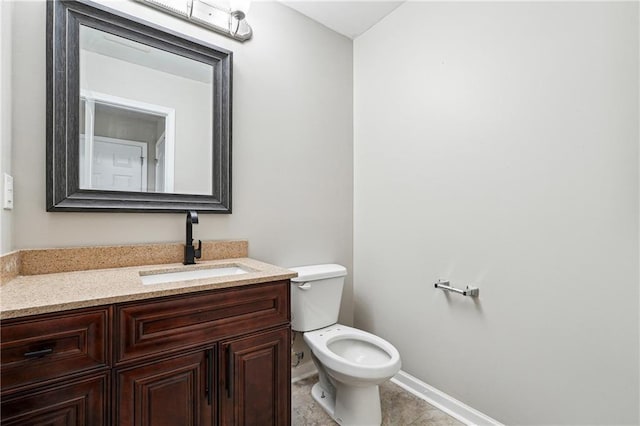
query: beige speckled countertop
0 241 297 320
0 257 297 320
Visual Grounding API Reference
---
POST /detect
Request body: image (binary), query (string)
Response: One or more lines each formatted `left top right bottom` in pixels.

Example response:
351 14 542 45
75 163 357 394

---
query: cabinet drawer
0 307 110 392
1 372 109 425
116 281 290 364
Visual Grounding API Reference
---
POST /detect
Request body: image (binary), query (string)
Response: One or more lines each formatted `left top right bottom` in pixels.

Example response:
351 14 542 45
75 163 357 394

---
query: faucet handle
195 240 202 259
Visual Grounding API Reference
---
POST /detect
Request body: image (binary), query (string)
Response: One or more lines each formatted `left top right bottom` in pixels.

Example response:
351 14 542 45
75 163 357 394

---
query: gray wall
354 2 639 424
0 0 13 254
10 0 354 323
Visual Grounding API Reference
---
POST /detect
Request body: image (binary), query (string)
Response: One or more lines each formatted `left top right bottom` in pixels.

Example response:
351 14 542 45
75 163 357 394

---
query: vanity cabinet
114 279 291 426
1 280 291 426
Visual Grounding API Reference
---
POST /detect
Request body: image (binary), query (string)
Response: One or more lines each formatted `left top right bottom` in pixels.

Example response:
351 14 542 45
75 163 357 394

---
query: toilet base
311 383 337 421
311 381 382 426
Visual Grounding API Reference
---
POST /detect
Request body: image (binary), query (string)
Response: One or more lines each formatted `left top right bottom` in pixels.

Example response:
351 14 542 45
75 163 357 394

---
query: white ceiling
80 25 212 83
279 1 404 39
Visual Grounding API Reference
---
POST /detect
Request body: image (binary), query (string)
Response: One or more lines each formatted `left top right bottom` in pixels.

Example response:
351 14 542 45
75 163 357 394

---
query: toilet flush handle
297 282 312 290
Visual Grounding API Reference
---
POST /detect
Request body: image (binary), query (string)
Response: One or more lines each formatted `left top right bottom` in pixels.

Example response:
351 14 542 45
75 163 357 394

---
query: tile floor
292 375 465 426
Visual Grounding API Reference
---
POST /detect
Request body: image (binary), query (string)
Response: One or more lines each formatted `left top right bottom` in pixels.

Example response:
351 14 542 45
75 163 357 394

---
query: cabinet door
219 327 290 426
0 373 109 426
116 348 215 426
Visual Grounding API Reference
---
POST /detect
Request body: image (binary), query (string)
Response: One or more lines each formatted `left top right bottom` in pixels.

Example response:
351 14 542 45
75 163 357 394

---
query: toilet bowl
304 324 401 425
289 264 402 426
304 324 401 387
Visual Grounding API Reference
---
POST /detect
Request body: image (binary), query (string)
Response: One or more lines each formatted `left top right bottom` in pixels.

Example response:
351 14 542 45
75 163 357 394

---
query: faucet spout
186 211 198 246
184 211 202 265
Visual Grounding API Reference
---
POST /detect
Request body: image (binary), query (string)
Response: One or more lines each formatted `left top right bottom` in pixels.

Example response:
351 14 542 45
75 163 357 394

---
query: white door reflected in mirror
91 136 146 191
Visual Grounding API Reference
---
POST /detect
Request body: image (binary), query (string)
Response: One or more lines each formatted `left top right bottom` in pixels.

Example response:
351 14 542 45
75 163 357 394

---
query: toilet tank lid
289 264 347 282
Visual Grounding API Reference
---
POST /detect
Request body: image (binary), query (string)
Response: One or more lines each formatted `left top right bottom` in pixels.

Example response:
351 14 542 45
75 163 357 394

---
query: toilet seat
304 324 401 382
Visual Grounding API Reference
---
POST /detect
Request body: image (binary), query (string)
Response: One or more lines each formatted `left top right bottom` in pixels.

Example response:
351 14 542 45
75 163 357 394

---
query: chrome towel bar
434 280 479 297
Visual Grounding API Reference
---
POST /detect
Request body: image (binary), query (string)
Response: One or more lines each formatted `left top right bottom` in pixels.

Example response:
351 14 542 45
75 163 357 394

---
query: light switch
3 173 13 210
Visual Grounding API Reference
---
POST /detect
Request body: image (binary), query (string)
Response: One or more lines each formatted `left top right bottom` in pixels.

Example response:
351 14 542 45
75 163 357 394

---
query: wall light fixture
136 0 253 42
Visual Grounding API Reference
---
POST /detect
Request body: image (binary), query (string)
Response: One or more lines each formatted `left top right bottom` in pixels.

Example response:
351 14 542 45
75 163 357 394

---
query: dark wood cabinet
115 348 216 426
219 327 291 426
1 280 291 426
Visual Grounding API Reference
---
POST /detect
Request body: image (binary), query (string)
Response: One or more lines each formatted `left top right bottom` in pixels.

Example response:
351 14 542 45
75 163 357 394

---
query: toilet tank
289 264 347 332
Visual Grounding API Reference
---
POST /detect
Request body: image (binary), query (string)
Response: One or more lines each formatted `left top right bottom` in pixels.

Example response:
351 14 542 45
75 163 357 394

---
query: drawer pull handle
24 348 54 358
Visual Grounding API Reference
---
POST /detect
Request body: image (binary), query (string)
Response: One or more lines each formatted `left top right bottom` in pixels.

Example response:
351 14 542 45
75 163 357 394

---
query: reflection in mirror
79 99 169 192
79 25 213 195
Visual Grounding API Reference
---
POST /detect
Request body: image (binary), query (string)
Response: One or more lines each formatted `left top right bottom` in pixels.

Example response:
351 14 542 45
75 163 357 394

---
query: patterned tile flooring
292 375 465 426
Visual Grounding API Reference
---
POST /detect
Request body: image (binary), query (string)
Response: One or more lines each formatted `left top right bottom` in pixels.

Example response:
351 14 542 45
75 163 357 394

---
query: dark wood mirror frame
46 0 232 213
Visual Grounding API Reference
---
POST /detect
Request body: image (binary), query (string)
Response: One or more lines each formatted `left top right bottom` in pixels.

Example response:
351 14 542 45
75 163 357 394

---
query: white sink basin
140 265 250 285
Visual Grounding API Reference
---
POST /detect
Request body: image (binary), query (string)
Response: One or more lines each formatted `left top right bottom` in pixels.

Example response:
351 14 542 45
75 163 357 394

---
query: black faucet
184 211 202 265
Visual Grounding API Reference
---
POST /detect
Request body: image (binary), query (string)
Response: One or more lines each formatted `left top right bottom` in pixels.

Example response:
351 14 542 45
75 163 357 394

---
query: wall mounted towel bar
434 280 479 297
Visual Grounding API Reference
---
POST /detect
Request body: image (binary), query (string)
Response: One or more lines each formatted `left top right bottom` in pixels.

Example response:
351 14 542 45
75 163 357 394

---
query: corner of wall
0 0 13 254
637 2 640 422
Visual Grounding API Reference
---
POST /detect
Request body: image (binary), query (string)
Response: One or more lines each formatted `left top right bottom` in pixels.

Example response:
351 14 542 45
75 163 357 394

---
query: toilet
290 264 401 426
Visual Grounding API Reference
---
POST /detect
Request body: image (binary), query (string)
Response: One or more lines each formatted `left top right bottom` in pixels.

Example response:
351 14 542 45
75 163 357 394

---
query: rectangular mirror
47 0 232 212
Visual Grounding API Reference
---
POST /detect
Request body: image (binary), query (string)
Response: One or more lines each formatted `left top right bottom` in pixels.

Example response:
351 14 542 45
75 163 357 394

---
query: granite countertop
0 257 297 320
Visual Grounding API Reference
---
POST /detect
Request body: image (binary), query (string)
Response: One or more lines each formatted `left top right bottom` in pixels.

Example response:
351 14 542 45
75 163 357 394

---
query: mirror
47 0 232 212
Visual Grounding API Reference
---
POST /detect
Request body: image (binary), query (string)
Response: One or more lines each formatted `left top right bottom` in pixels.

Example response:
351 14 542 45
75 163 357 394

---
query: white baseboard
291 361 318 383
292 366 500 425
391 370 502 426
